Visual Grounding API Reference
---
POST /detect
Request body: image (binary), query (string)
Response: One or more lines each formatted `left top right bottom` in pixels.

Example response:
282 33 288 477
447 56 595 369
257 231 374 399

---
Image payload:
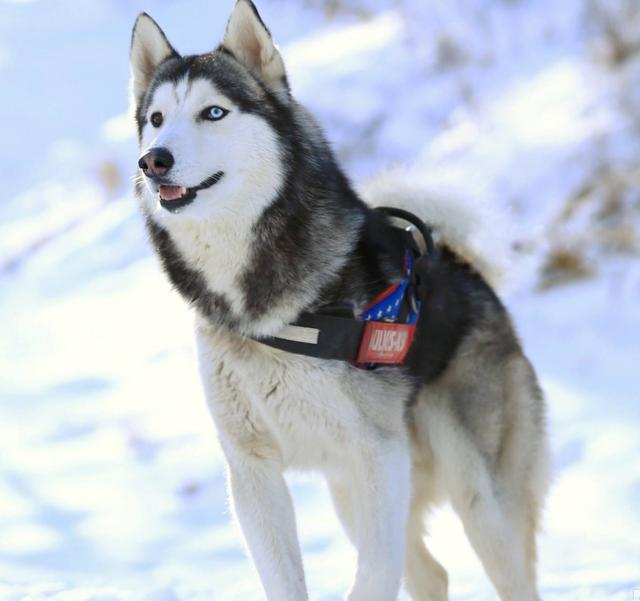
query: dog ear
130 13 178 105
223 0 289 97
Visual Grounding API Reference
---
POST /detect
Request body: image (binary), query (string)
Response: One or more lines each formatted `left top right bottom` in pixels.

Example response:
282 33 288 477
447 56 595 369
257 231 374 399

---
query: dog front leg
228 457 308 601
346 438 411 601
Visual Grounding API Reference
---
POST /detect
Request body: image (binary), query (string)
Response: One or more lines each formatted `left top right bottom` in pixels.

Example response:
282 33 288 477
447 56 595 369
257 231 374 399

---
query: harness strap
259 312 365 362
253 207 435 367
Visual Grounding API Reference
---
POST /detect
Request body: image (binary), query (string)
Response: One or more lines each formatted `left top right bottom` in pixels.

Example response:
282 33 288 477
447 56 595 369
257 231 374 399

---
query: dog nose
138 147 174 178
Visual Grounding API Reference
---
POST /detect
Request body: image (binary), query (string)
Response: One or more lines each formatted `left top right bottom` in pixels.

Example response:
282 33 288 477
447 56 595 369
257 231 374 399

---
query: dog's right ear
130 13 178 105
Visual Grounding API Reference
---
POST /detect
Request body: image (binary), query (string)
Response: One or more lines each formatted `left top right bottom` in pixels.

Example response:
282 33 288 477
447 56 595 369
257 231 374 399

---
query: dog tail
359 168 511 288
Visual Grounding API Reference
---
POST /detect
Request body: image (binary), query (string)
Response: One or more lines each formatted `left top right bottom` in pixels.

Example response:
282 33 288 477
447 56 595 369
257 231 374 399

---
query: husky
129 2 549 599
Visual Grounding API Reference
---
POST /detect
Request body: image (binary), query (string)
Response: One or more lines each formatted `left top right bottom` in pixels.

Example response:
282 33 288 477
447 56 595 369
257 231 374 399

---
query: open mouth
158 171 225 212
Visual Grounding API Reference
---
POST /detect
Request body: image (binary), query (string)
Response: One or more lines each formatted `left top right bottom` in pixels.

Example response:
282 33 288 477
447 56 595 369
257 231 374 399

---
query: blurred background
0 0 639 599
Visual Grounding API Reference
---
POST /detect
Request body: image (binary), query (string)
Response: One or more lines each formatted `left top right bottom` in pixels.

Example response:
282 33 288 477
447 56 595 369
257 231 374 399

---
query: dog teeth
159 185 187 201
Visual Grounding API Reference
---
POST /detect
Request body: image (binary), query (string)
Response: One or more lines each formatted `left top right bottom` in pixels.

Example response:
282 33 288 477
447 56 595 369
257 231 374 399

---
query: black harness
253 207 437 367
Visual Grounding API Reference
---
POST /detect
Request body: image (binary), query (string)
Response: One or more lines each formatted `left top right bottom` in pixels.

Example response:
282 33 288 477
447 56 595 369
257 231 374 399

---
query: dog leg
343 438 411 601
328 474 357 545
429 414 541 601
450 474 540 601
404 464 448 601
228 457 308 601
405 532 448 601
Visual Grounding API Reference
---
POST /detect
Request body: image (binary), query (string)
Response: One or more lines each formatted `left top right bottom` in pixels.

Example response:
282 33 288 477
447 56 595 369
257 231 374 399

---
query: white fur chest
194 318 411 471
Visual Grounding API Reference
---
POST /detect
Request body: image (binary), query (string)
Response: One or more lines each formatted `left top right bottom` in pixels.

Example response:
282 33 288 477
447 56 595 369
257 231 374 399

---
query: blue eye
203 106 229 121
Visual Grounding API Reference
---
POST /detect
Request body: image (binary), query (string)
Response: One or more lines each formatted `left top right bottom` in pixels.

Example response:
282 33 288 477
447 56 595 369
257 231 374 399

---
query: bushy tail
359 168 511 288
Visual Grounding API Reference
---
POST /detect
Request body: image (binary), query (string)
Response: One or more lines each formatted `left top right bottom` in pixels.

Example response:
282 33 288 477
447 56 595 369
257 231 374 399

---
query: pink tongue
159 185 187 201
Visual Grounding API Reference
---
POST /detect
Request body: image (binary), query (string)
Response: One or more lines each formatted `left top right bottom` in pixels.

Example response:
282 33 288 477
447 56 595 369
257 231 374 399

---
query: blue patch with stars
359 251 420 325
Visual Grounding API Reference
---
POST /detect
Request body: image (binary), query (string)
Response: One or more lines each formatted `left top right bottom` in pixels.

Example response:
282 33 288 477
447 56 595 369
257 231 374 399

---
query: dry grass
538 246 595 291
97 159 123 196
588 0 640 65
538 166 640 290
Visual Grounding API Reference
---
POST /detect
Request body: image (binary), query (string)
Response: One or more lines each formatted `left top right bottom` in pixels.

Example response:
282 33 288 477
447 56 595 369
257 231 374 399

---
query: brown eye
150 112 163 127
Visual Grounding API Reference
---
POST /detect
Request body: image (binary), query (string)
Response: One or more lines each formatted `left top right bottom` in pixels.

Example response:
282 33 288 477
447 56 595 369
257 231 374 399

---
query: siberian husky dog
130 2 549 600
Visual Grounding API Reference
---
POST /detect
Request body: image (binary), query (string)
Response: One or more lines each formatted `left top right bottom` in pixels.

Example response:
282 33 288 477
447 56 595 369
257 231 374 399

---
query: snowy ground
1 0 639 599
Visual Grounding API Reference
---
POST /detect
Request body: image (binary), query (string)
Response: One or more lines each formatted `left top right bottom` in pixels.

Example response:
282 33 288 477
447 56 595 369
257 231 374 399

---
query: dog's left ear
223 0 289 98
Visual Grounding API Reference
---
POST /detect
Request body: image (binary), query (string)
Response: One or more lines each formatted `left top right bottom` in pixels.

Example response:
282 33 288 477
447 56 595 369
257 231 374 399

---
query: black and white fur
130 2 549 599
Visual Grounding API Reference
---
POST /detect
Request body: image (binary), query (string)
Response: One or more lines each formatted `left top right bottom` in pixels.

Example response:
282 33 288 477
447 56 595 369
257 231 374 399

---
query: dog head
130 0 290 220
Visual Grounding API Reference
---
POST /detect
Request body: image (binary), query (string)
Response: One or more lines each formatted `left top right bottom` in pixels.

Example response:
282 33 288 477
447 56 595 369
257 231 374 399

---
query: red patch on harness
357 321 416 365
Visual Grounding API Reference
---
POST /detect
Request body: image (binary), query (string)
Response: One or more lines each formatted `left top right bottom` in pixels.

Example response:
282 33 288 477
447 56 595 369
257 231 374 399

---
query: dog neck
142 154 403 339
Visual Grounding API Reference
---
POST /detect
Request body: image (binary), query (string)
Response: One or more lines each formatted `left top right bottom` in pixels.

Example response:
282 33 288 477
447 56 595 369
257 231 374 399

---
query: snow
1 0 639 599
